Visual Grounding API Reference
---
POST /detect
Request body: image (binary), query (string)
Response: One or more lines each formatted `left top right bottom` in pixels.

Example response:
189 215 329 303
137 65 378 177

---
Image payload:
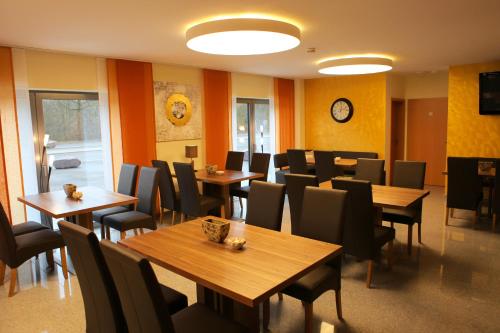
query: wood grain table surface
305 155 358 168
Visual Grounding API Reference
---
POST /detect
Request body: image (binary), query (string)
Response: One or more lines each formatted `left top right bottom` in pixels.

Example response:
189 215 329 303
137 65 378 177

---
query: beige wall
231 72 274 98
25 49 98 90
152 63 205 169
391 71 448 99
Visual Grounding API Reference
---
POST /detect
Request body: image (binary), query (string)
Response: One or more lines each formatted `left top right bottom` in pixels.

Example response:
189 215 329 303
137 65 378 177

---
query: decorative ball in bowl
72 191 83 200
201 218 230 243
226 237 246 250
206 164 218 175
63 184 77 198
215 170 225 176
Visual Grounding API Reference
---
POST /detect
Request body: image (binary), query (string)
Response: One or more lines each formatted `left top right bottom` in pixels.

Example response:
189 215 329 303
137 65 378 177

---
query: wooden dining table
119 217 342 332
191 169 264 218
305 154 358 168
18 186 138 229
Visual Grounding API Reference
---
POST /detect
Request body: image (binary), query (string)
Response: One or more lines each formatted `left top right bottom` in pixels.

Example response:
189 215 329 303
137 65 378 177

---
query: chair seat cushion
14 229 65 267
382 208 416 225
282 265 340 303
374 225 395 248
12 222 48 236
172 303 247 333
160 284 188 315
103 211 156 231
230 186 250 199
92 206 130 223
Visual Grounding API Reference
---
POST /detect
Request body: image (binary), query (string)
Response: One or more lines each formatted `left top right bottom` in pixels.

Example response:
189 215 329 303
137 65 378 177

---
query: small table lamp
185 145 198 166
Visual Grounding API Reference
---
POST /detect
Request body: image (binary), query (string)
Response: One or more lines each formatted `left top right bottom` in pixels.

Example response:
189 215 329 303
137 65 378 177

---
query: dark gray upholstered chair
103 167 159 240
287 149 315 175
273 153 290 185
445 157 483 226
225 151 245 171
100 240 247 333
333 151 378 176
285 174 319 235
59 222 187 332
493 160 499 232
173 162 224 220
245 181 286 232
152 160 180 225
332 178 395 288
314 150 343 183
230 153 271 212
0 202 68 297
281 187 347 332
382 161 426 255
353 158 385 185
93 163 139 239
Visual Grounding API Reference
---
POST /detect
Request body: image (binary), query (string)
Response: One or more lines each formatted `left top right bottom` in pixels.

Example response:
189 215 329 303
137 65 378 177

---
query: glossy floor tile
1 186 499 332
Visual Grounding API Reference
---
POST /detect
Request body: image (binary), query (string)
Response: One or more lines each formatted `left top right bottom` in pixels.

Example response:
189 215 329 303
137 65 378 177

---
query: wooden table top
320 181 430 209
18 186 138 218
193 169 264 185
119 217 342 307
305 155 358 167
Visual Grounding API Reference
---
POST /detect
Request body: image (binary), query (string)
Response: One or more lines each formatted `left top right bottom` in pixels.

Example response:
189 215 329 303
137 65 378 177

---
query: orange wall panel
274 78 295 153
115 59 156 166
204 69 231 167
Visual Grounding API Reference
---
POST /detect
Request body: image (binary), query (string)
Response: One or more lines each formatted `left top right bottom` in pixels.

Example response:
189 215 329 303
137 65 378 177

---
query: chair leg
220 205 225 219
0 260 5 286
445 207 450 226
120 231 126 240
60 247 68 279
493 214 497 232
230 196 234 217
100 223 105 240
335 290 343 320
180 214 185 223
171 211 176 225
407 225 413 255
474 209 479 226
390 222 394 229
304 301 313 333
133 229 138 236
387 240 393 270
450 208 454 218
239 197 243 210
278 292 283 301
263 298 270 330
418 222 422 243
366 260 374 288
8 268 17 297
139 228 144 234
46 250 54 270
159 207 164 224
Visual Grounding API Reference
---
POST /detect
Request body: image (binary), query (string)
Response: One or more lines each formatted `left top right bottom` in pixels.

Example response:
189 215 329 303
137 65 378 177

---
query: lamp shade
185 145 198 158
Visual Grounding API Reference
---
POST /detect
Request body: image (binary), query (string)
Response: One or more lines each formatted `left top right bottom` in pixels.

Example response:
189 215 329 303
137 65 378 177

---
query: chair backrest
298 187 347 245
0 202 16 266
273 153 289 170
173 162 201 216
100 240 175 333
152 160 177 211
447 157 482 210
284 174 319 235
494 159 500 214
392 160 426 189
314 150 343 183
332 178 375 259
250 153 271 181
354 158 385 185
136 167 160 216
246 181 286 231
287 149 309 174
117 163 139 196
58 221 126 333
225 151 245 171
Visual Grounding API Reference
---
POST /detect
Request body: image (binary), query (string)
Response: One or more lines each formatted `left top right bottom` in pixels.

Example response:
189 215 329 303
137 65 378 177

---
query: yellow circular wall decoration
165 93 192 126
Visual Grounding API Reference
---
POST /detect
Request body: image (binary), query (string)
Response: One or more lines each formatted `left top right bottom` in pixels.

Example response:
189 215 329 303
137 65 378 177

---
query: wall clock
330 98 353 123
165 93 192 126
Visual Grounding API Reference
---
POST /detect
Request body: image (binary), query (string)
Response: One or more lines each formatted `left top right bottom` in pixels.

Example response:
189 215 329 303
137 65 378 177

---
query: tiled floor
1 186 499 332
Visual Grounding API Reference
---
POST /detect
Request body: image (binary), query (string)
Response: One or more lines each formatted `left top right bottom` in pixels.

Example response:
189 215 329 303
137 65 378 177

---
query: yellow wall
25 49 98 90
304 74 387 158
231 72 273 98
448 61 500 157
152 63 205 169
390 72 448 99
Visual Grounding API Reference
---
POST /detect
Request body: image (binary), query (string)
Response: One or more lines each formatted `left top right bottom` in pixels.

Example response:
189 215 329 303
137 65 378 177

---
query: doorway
390 99 406 183
30 91 105 194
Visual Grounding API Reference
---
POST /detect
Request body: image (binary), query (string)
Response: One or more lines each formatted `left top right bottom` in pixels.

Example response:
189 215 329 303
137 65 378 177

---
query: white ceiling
1 0 499 78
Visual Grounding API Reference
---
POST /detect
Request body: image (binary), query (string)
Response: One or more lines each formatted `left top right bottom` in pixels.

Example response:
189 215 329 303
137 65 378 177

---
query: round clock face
330 98 353 123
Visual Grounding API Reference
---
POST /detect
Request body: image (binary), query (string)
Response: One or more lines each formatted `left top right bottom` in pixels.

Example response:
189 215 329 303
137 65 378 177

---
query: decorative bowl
201 218 230 243
226 237 246 250
63 184 77 198
206 164 218 175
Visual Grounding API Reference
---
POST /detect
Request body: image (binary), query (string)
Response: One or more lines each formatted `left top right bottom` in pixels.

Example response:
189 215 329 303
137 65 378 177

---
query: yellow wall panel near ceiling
304 74 387 159
447 61 500 157
25 49 98 90
231 72 274 99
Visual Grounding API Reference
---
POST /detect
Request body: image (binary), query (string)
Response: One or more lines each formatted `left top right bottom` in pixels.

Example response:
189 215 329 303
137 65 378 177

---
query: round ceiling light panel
186 18 301 55
318 57 393 75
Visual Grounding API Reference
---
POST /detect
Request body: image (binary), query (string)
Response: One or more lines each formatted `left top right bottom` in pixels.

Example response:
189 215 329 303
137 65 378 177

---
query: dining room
1 1 500 333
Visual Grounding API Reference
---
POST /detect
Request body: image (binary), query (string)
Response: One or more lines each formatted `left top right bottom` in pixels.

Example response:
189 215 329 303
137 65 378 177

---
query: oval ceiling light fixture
318 57 393 75
186 18 301 55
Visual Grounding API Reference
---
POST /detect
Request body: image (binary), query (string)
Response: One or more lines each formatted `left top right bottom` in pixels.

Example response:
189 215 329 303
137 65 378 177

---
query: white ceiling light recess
186 18 301 55
318 57 393 75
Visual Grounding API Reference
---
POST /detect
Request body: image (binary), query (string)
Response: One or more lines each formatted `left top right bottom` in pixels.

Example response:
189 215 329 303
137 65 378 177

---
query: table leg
76 212 93 230
221 185 231 218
